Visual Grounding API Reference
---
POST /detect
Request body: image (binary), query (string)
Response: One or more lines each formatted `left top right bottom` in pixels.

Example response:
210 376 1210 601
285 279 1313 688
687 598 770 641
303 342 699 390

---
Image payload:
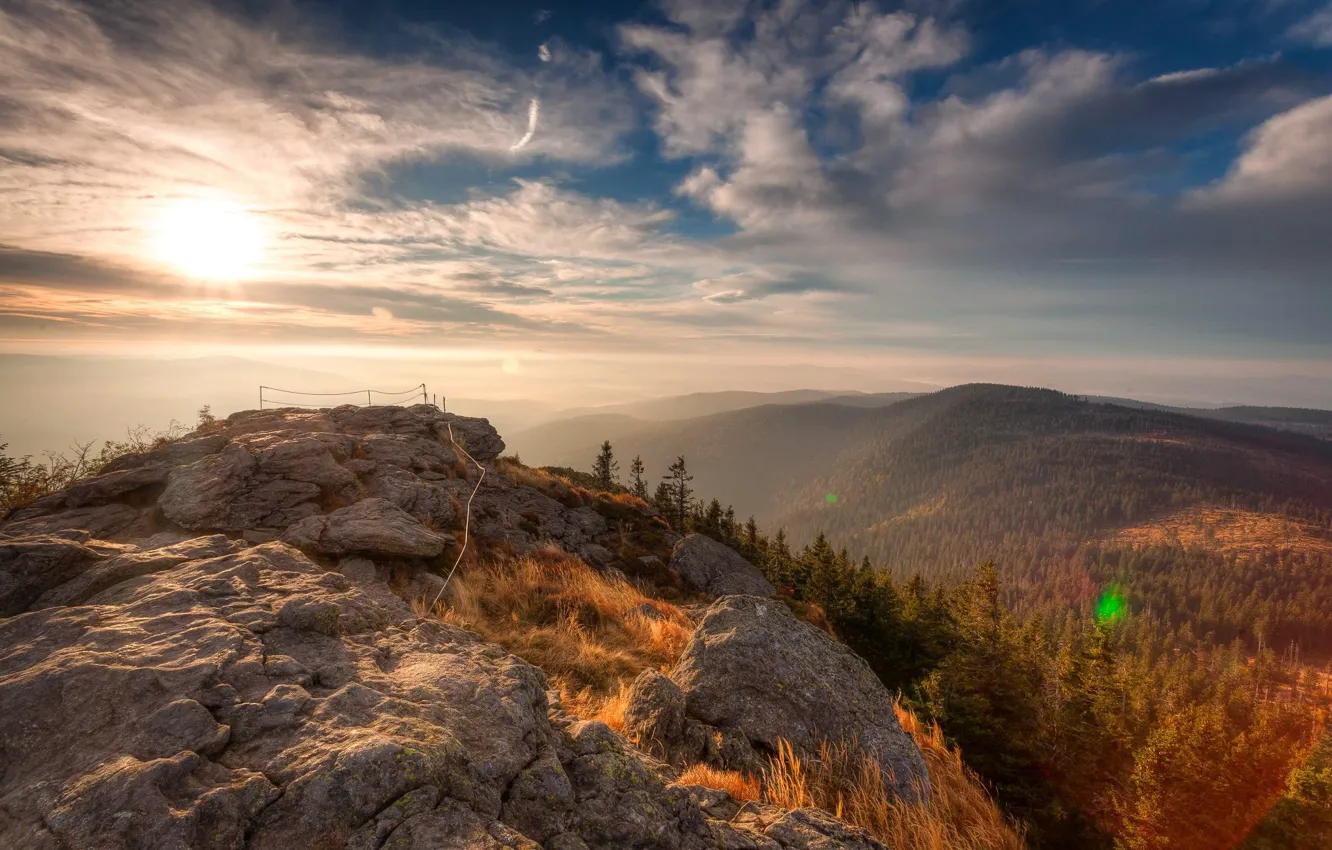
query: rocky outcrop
281 498 453 557
670 534 775 598
0 402 904 849
629 596 929 804
0 404 609 563
0 540 890 849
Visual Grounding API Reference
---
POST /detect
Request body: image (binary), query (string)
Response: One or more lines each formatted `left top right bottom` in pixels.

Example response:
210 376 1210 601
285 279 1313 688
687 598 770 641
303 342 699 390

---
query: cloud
0 0 634 267
1195 94 1332 202
1 0 1330 380
510 98 541 151
1290 4 1332 45
622 0 963 158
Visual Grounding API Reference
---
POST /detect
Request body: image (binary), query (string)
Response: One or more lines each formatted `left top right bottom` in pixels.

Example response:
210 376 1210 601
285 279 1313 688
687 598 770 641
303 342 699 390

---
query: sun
152 199 268 281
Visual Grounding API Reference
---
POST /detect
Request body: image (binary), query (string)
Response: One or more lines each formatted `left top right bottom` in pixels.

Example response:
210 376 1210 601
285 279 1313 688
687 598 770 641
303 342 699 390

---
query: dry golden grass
420 545 691 696
418 538 1023 848
1111 505 1332 558
762 701 1026 850
674 764 762 802
561 680 633 733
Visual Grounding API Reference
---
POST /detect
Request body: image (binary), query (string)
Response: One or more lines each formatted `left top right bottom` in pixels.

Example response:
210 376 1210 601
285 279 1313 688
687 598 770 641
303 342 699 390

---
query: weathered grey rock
364 466 457 527
623 669 687 759
282 497 452 557
733 805 888 850
628 602 668 622
2 406 514 558
0 535 105 617
0 403 909 850
405 571 448 605
672 595 929 804
577 543 617 569
159 435 356 532
0 544 544 849
1 539 900 850
357 433 457 471
100 433 229 474
32 534 242 609
63 463 168 508
670 534 774 598
433 412 506 461
559 720 692 850
470 483 608 552
0 502 152 541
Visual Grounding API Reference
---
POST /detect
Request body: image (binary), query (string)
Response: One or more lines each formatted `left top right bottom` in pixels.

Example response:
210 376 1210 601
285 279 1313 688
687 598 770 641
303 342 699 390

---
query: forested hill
770 385 1332 656
516 383 1332 656
779 383 1332 571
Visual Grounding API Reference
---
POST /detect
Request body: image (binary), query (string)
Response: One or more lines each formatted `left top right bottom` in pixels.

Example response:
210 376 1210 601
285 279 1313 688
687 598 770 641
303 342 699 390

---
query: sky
2 0 1332 419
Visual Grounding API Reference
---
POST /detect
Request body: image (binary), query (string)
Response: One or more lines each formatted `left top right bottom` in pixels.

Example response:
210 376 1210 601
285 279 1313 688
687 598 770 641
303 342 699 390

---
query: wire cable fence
258 384 440 409
429 421 485 611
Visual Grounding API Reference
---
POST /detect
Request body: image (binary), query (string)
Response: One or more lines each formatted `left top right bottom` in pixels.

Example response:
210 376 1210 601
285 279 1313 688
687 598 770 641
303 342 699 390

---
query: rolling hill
513 383 1332 655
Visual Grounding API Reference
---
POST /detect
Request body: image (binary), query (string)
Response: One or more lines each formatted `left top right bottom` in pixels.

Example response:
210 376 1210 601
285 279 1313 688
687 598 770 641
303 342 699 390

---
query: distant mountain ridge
512 383 1332 655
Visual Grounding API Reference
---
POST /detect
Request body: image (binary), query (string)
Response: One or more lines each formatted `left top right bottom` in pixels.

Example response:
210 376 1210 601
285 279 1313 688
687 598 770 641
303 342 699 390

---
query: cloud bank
0 0 1329 403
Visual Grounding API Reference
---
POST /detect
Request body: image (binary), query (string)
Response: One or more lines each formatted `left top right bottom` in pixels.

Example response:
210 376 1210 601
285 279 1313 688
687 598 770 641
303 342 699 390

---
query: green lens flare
825 493 838 504
1095 584 1128 624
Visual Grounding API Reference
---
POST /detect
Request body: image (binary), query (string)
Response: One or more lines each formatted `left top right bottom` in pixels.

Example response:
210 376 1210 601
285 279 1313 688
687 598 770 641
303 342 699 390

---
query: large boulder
670 534 774 598
282 497 453 557
669 596 929 804
158 435 357 532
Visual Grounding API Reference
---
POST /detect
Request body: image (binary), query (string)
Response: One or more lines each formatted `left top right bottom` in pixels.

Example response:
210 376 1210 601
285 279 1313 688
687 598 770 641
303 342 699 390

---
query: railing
258 384 440 409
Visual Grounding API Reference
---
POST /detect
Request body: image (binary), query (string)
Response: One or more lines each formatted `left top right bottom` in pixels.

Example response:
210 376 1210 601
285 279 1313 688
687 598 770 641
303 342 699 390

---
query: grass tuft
674 764 762 802
419 546 690 695
762 700 1027 850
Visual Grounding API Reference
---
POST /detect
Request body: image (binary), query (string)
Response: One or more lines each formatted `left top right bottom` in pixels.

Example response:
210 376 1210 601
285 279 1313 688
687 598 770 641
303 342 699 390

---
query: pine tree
652 481 673 517
592 440 618 490
703 498 724 536
663 456 694 529
629 455 648 499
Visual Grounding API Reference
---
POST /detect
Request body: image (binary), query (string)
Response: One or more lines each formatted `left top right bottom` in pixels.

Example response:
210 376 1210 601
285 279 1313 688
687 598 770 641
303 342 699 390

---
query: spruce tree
703 498 724 535
652 481 674 517
592 440 618 490
629 455 648 499
663 456 694 529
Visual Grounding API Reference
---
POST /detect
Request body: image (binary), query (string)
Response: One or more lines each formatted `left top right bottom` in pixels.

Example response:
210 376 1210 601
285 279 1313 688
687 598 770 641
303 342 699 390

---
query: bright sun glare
152 199 267 281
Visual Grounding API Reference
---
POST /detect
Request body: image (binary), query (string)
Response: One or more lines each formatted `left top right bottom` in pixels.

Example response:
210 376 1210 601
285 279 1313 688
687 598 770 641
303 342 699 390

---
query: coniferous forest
577 389 1332 849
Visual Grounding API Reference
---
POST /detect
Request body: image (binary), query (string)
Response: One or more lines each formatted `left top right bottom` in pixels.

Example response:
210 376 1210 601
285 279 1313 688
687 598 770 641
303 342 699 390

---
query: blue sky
1 0 1331 407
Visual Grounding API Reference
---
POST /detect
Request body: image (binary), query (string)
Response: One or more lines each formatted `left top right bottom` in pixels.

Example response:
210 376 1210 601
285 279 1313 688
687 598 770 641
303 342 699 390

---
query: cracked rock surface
0 542 891 849
0 404 901 849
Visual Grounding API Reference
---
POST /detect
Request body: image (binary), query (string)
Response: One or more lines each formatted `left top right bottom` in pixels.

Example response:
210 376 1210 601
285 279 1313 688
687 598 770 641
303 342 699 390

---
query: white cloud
0 0 633 269
677 107 845 234
1290 4 1332 46
1194 94 1332 202
510 98 541 151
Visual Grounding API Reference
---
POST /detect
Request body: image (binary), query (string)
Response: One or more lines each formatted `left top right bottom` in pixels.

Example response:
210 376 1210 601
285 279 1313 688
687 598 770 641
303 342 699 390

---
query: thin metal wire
259 384 424 397
259 383 427 409
429 421 484 613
